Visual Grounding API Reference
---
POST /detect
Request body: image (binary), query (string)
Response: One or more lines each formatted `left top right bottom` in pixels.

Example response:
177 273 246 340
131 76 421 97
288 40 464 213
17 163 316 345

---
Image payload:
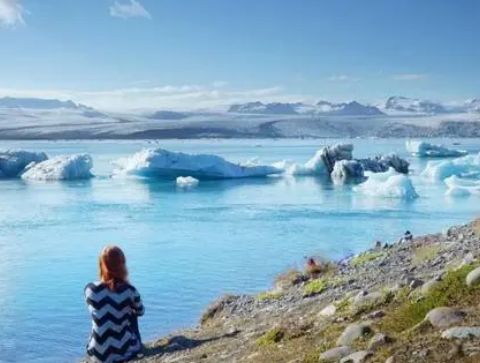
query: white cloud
109 0 151 19
328 75 359 82
0 0 25 27
0 84 308 111
392 74 427 81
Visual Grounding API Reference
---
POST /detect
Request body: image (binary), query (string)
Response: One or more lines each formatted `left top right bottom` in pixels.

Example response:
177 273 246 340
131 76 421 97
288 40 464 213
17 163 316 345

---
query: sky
0 0 479 111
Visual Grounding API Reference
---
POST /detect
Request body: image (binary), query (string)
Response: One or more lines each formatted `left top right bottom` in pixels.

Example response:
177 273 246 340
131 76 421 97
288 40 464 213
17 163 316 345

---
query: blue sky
0 0 479 110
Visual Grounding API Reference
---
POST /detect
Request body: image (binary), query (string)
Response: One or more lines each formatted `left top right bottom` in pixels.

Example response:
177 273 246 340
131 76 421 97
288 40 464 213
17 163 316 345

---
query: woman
85 246 145 363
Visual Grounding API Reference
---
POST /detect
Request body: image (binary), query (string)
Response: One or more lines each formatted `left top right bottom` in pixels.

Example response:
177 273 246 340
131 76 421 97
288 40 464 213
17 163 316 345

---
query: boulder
320 346 353 361
441 327 480 340
426 307 466 328
337 323 372 346
466 267 480 287
340 350 374 363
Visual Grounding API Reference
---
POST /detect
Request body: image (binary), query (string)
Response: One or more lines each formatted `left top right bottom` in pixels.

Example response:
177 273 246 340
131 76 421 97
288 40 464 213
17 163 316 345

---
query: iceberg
360 153 410 175
0 150 48 178
176 176 200 188
422 152 480 181
112 148 281 179
354 168 419 199
406 140 468 158
445 176 480 197
21 154 94 181
331 160 365 182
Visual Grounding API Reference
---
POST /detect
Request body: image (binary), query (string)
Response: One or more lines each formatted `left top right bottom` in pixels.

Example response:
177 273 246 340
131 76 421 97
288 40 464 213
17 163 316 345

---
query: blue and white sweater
85 282 145 363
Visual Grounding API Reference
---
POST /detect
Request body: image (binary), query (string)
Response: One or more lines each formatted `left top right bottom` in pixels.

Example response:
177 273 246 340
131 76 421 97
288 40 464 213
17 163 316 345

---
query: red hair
99 246 128 291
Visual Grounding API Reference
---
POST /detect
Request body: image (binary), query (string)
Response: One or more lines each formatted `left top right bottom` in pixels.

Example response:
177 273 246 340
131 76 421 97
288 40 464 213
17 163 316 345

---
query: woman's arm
132 287 145 317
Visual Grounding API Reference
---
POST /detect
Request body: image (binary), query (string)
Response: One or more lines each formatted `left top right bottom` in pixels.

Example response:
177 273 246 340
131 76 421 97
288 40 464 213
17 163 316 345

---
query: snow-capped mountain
228 101 385 116
465 99 480 113
0 96 91 110
384 96 449 115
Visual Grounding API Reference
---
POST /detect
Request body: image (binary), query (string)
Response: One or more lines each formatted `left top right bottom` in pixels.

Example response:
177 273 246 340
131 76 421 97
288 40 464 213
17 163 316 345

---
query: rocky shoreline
88 218 480 363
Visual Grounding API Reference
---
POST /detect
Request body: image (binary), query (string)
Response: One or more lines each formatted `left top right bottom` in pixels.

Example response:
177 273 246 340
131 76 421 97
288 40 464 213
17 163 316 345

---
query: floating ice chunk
176 176 199 188
331 160 365 182
285 143 353 176
406 140 468 158
360 153 409 174
445 175 480 197
354 168 419 199
0 150 48 178
21 154 94 181
112 148 281 179
422 152 480 181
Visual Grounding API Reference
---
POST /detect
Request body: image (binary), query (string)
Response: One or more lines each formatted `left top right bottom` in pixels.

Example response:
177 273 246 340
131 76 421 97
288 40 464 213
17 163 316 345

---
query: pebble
318 304 337 318
337 323 372 346
340 350 373 363
441 326 480 339
466 267 480 286
368 333 392 350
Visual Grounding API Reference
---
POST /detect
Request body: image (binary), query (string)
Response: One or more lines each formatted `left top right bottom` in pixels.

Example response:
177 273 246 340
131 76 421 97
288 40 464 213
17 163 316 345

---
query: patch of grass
302 348 321 363
303 278 327 297
256 327 285 347
275 269 305 289
349 251 385 266
335 297 351 312
256 291 282 301
412 245 443 265
380 264 478 333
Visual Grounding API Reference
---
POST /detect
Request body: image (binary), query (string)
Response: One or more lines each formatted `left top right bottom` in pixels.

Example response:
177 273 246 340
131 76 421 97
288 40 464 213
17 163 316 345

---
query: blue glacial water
0 138 479 363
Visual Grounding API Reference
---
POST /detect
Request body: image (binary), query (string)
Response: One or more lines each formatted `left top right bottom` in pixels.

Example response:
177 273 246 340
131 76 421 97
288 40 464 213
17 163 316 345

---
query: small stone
441 327 480 339
364 310 385 320
368 333 392 350
466 267 480 286
409 278 424 289
420 278 441 296
337 323 372 346
419 349 430 358
385 356 395 363
320 346 353 361
340 350 373 363
426 307 467 328
319 304 337 318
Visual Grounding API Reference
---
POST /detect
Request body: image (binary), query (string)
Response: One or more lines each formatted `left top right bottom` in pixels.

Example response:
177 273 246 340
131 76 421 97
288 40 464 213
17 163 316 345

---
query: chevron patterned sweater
85 282 145 363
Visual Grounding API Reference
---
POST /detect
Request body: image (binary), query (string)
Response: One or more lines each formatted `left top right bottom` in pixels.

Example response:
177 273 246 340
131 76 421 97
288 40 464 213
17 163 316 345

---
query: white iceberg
176 176 200 188
331 160 365 182
406 140 468 158
445 176 480 197
112 148 281 179
285 143 353 176
0 150 48 178
354 168 419 199
21 154 94 181
422 152 480 181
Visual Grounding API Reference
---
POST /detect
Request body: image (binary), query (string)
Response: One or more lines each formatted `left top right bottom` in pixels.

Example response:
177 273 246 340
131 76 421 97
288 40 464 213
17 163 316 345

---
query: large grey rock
320 346 353 361
466 267 480 287
340 350 374 363
441 327 480 340
337 323 372 346
368 333 392 350
426 307 466 328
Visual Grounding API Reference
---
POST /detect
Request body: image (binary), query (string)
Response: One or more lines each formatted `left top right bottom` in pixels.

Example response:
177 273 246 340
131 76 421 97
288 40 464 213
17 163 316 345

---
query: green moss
412 245 443 265
304 278 327 297
349 251 385 266
256 327 285 347
256 291 282 301
381 264 478 333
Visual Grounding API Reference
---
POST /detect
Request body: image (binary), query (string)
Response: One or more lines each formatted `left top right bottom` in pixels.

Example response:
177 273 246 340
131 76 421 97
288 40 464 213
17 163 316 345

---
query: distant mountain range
228 101 385 116
0 96 91 110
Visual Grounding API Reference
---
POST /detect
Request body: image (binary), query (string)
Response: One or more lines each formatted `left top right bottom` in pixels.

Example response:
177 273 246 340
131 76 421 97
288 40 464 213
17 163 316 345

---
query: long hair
99 246 129 291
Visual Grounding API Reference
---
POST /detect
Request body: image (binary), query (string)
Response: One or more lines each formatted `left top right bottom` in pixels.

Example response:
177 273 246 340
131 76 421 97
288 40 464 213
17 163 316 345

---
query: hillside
104 218 480 363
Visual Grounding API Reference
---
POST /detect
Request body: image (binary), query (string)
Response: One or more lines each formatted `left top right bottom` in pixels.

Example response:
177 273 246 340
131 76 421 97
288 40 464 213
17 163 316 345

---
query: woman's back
85 281 144 363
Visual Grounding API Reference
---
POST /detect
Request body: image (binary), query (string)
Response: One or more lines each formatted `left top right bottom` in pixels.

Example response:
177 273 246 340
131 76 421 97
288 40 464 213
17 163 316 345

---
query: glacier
0 150 49 178
21 154 94 181
445 176 480 197
406 140 468 157
112 148 282 179
176 176 200 188
422 152 480 181
353 168 419 199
